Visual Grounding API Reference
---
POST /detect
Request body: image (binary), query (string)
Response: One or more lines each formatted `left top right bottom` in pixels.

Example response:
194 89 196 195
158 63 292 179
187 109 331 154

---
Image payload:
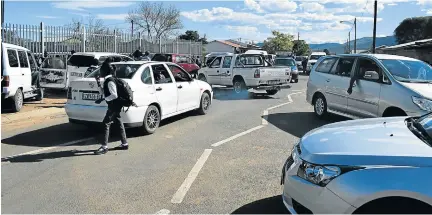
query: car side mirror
364 71 380 81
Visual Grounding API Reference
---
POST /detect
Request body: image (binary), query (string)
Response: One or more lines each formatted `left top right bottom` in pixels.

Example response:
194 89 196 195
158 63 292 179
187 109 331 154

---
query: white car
282 114 432 214
65 61 213 134
306 52 327 74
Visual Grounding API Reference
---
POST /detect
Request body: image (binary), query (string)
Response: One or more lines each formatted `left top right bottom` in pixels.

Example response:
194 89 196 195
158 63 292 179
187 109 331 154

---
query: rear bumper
69 118 142 128
252 83 291 90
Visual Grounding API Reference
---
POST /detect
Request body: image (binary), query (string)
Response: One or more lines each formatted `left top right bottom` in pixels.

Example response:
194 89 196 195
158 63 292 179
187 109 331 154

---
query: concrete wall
205 41 235 53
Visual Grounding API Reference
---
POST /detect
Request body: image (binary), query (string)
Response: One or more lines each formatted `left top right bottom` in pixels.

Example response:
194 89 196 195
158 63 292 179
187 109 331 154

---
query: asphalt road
1 75 350 214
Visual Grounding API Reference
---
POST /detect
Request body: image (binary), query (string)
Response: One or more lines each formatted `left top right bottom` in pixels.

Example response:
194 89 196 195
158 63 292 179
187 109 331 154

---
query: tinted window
331 58 355 77
210 57 222 68
237 55 263 66
141 67 153 84
152 64 172 84
7 49 19 67
175 55 189 64
18 50 29 68
169 65 190 82
152 54 171 62
274 58 296 66
27 52 37 70
68 55 98 67
222 56 232 68
87 64 141 79
315 58 337 73
381 59 432 82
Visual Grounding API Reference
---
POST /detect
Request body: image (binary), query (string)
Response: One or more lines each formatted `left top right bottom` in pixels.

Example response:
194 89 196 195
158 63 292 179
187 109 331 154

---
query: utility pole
298 32 300 41
131 20 134 36
348 31 351 53
354 17 357 53
372 0 377 53
1 0 4 28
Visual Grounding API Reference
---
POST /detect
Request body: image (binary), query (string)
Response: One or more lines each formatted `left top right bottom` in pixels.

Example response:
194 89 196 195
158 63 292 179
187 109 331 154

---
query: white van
306 52 327 74
1 43 43 112
40 52 133 89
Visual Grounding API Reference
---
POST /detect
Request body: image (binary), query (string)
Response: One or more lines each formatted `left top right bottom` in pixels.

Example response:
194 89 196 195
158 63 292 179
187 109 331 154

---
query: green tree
178 30 208 44
262 31 294 53
292 40 309 56
394 16 432 44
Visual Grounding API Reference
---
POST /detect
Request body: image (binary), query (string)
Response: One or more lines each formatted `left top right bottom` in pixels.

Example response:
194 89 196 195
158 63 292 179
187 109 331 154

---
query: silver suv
306 54 432 119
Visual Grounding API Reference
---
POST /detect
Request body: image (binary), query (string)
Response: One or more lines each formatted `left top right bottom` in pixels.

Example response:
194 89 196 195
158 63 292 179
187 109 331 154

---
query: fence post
176 39 179 54
40 22 45 54
189 40 192 56
114 29 117 53
82 25 86 52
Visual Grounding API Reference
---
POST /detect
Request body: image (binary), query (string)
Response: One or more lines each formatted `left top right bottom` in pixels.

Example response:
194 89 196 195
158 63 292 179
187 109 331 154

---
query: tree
178 30 208 44
394 16 432 44
292 40 310 56
262 31 294 53
126 1 183 41
323 49 331 55
67 15 110 52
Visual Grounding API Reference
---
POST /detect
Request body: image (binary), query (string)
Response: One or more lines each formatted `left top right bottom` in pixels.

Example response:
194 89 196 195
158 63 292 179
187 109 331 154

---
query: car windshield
408 112 432 147
86 64 141 79
310 55 325 60
41 56 67 69
381 59 432 83
67 55 98 67
274 59 296 66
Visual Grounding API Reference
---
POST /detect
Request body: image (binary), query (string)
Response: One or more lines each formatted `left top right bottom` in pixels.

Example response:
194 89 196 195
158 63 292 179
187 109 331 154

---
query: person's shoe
94 146 108 155
117 143 129 150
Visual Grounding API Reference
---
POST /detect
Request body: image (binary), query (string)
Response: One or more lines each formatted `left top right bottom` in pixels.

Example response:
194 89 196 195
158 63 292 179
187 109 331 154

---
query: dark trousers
101 105 127 146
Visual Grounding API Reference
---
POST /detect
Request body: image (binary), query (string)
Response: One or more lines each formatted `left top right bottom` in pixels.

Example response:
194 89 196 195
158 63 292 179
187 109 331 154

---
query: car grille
293 199 313 214
296 144 302 155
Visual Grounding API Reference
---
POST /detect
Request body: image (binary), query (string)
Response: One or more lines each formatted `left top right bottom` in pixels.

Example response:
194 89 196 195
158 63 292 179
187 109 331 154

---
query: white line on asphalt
155 209 170 214
211 125 265 147
261 92 304 125
1 137 94 161
171 149 213 204
262 110 268 125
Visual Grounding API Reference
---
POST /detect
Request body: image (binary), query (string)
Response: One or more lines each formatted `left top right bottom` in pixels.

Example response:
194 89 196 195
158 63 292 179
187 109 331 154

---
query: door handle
217 70 219 73
22 73 25 76
177 85 183 89
156 87 162 91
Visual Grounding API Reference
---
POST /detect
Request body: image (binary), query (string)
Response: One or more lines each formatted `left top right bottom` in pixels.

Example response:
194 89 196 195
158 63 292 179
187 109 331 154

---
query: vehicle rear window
87 64 141 79
274 59 295 66
68 55 98 67
7 49 19 67
236 55 264 66
152 54 172 62
42 56 67 69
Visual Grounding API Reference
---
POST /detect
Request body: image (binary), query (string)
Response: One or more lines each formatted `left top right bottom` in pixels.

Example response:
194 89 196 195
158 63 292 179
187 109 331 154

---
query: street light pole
354 17 357 53
348 31 351 53
372 0 377 53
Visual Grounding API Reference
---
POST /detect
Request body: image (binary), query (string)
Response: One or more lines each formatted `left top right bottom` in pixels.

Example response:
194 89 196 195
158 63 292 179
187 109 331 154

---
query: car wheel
294 79 298 83
233 79 246 94
11 88 24 112
35 88 44 101
143 105 160 134
266 89 279 95
313 94 328 118
197 92 211 115
198 74 207 82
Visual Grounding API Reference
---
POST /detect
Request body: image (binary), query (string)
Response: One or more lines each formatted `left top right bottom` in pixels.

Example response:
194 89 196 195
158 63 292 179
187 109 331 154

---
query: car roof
336 53 421 61
2 42 30 51
72 52 128 58
311 52 327 55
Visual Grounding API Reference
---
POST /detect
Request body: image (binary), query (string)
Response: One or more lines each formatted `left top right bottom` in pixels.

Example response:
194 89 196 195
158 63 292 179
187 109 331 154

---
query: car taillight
2 75 10 87
67 87 72 99
254 69 260 78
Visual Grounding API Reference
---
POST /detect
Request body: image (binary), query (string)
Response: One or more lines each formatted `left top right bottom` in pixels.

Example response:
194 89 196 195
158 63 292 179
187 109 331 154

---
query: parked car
295 56 305 70
65 61 212 134
307 54 432 119
281 113 432 214
306 52 327 74
1 42 44 112
40 52 133 90
151 54 200 78
274 57 299 83
197 53 291 95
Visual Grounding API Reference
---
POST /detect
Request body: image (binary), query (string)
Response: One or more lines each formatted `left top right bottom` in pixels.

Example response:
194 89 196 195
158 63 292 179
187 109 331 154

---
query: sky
3 0 432 44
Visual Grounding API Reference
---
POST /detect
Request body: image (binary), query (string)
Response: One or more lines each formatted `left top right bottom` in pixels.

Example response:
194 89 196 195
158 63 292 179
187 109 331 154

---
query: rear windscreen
42 57 67 69
87 64 142 79
67 55 98 67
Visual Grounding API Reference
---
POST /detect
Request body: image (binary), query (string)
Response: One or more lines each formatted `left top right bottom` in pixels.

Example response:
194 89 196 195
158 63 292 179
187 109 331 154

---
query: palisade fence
1 22 203 57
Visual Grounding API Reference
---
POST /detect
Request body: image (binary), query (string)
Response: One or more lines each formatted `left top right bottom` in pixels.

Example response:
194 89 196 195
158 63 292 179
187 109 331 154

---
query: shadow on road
231 195 289 214
265 112 349 138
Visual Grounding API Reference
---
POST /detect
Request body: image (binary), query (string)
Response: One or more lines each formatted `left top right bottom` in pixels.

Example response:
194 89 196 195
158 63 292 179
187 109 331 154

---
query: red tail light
2 75 10 87
254 69 260 78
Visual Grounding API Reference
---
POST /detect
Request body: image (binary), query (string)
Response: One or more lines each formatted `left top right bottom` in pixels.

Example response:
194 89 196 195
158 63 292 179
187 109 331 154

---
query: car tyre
143 105 160 135
266 89 279 95
294 79 298 83
233 79 246 94
313 94 328 119
11 88 24 112
197 92 211 115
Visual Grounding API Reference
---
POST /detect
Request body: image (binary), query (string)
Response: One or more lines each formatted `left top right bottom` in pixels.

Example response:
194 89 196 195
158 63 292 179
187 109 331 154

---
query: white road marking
171 149 213 204
261 92 304 124
1 137 94 161
155 209 170 214
262 110 268 125
211 125 265 147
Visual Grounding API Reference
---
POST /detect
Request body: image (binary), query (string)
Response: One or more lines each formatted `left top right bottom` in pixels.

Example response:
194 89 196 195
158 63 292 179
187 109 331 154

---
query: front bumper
281 154 356 214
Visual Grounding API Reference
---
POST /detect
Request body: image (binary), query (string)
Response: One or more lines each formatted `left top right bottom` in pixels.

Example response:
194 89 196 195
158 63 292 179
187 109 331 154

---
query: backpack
112 77 136 112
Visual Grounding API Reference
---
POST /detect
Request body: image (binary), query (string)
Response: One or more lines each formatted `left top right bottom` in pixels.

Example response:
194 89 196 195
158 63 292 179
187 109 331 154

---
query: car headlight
412 96 432 111
297 161 341 186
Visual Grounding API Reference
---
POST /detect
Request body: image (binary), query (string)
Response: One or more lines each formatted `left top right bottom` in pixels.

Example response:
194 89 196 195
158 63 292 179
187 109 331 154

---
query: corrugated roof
215 40 246 48
379 38 432 50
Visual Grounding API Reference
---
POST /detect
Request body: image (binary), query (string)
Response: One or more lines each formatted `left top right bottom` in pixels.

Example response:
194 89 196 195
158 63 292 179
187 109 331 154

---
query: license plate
82 93 101 100
268 80 280 85
71 72 83 77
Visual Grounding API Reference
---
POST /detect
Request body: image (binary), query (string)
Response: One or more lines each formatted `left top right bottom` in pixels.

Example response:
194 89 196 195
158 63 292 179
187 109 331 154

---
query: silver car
281 113 432 214
306 54 432 119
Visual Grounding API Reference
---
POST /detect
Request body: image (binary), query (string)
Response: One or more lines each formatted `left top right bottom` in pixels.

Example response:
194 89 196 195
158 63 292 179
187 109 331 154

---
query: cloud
300 2 325 12
37 16 59 19
244 0 264 13
96 14 128 21
388 3 398 6
225 25 259 35
427 9 432 14
243 0 297 13
52 1 135 11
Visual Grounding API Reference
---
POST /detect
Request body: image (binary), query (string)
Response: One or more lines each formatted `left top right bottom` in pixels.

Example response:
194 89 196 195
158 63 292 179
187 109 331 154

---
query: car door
168 64 200 111
17 49 32 92
347 57 382 118
151 63 178 117
324 57 356 113
220 56 233 86
5 49 21 93
206 56 222 84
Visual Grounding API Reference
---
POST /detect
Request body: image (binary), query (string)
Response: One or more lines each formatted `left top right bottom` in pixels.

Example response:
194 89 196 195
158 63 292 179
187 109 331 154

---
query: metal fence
1 22 203 56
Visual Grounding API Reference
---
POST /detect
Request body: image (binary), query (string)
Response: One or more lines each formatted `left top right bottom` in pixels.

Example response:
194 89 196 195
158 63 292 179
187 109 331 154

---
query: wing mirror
364 71 380 81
